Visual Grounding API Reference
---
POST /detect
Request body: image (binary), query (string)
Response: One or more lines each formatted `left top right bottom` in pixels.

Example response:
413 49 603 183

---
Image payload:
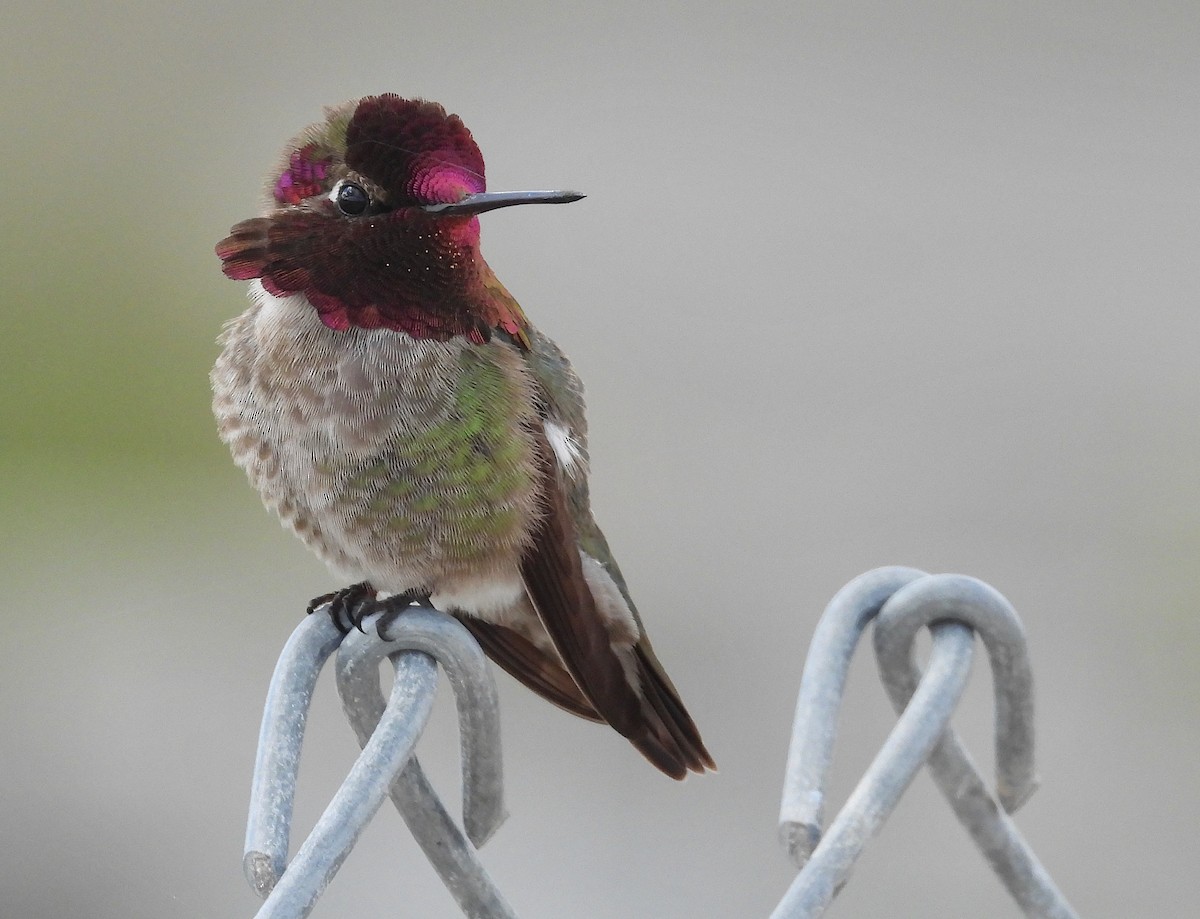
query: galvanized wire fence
775 567 1076 918
241 567 1078 918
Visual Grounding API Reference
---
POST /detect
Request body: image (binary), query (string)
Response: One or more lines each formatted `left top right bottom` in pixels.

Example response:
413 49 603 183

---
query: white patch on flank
431 577 526 619
544 420 583 477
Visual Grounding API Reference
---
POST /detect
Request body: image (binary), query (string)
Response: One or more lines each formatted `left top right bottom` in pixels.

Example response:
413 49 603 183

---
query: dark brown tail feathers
518 427 714 778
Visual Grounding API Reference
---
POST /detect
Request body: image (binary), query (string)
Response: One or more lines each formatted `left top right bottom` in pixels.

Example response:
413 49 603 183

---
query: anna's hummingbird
212 94 713 778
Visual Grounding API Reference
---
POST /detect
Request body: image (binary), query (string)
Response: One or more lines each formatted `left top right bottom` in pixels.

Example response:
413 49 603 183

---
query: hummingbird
212 94 714 778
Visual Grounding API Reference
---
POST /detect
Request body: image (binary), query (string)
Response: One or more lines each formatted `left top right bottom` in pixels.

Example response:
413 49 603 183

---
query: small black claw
307 581 378 635
345 596 382 634
374 590 435 640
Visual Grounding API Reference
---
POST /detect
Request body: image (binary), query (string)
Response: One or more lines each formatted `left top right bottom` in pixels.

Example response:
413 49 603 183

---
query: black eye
335 182 370 217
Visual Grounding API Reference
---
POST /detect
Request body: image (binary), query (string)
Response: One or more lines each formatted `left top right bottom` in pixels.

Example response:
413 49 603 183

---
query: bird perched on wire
212 94 714 779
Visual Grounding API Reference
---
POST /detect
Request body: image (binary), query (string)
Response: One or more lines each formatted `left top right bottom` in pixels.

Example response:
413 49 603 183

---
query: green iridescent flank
355 347 531 557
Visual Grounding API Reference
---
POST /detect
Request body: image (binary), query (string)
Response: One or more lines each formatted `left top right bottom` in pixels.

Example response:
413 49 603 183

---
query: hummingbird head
216 94 581 342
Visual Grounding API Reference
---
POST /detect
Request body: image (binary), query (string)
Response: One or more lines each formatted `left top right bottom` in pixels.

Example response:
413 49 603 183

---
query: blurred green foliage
1 201 226 476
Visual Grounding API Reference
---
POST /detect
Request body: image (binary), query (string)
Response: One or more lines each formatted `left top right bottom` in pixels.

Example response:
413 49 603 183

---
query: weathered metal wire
242 606 514 919
244 612 346 895
250 650 438 919
773 568 1078 919
242 570 1078 918
872 576 1068 918
336 609 516 918
778 565 927 865
773 618 976 917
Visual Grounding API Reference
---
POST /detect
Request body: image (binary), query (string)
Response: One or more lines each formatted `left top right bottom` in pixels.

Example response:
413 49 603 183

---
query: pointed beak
421 190 584 216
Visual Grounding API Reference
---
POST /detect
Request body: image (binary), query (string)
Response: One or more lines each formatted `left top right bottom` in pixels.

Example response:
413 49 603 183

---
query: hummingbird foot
373 589 436 640
307 581 378 634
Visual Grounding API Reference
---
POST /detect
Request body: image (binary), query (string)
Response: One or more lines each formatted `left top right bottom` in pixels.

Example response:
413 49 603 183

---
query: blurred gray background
2 1 1197 916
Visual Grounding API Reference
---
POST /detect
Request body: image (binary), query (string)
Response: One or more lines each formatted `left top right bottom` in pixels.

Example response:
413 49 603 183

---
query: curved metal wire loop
873 576 1038 811
335 609 517 919
243 572 1076 919
244 612 346 895
242 606 516 919
872 577 1073 918
778 565 928 863
773 568 1078 919
337 608 507 847
252 649 438 919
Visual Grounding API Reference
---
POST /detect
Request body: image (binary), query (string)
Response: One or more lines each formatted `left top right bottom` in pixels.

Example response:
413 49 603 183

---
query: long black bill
422 190 584 216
